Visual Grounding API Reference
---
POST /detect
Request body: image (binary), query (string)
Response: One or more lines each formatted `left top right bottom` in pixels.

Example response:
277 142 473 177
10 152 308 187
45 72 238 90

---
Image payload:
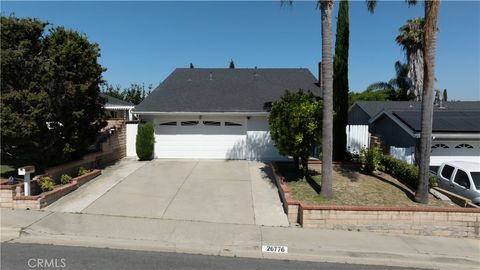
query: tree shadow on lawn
335 164 362 182
370 171 416 202
275 162 322 194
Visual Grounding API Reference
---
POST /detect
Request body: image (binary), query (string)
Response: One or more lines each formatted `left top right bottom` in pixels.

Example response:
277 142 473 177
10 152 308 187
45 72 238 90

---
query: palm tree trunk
415 0 440 204
320 1 334 198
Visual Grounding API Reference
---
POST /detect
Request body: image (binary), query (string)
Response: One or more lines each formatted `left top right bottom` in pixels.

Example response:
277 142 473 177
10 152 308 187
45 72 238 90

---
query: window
181 121 199 126
432 144 449 149
203 121 220 126
471 172 480 190
455 144 474 149
225 122 242 126
453 170 470 189
441 165 455 180
160 121 177 126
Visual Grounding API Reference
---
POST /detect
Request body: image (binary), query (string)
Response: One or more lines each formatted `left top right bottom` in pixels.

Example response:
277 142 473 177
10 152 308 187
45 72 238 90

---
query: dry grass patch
277 163 455 208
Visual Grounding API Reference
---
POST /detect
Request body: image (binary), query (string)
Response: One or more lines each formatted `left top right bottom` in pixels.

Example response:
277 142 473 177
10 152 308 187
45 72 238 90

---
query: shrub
360 146 382 174
78 167 91 176
380 155 436 189
39 176 54 192
60 174 72 185
136 122 155 160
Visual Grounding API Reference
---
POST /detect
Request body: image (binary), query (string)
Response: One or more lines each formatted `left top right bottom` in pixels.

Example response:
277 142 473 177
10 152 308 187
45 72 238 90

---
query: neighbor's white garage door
154 117 246 159
430 140 480 166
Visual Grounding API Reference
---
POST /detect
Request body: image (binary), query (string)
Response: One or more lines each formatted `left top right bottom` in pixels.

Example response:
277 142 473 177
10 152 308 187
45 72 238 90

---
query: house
347 100 480 169
101 93 135 121
133 68 321 160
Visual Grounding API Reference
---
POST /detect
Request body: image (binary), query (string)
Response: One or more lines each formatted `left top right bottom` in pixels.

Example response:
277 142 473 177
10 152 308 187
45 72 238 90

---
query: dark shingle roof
392 110 480 133
100 93 134 107
355 100 480 118
134 68 321 113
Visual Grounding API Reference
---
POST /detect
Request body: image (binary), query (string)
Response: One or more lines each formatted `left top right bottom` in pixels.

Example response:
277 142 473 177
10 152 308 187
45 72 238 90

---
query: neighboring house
101 93 135 121
347 101 480 169
133 68 321 160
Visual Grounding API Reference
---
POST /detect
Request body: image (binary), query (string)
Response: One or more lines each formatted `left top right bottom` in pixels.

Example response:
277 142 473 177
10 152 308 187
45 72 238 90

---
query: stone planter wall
271 162 480 239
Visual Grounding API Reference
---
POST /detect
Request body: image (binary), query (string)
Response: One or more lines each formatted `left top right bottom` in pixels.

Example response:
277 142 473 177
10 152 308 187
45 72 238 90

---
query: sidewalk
1 209 479 270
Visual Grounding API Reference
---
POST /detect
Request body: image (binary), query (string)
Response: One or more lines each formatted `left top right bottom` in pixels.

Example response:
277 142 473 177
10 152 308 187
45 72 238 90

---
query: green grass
277 163 454 207
0 165 15 178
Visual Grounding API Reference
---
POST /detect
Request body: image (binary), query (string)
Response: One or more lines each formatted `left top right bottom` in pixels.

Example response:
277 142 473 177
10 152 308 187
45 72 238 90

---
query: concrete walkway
46 158 148 213
1 209 479 270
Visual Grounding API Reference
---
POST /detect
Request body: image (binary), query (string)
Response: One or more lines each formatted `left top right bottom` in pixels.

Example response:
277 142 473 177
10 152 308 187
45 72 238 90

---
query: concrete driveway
76 160 288 226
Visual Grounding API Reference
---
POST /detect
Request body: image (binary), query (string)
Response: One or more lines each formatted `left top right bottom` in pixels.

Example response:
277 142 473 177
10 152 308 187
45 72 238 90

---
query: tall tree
367 0 440 204
333 0 349 161
396 17 425 101
42 27 106 162
229 59 235 69
0 16 52 168
416 0 440 204
319 0 334 198
1 16 106 169
282 0 334 197
443 89 448 102
189 63 194 69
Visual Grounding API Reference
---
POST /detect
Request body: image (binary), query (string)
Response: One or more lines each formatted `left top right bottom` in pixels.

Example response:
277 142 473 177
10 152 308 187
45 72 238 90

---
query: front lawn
277 162 454 208
0 165 15 178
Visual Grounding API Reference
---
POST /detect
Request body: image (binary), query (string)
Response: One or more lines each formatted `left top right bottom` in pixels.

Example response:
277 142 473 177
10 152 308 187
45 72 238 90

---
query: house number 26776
262 245 288 253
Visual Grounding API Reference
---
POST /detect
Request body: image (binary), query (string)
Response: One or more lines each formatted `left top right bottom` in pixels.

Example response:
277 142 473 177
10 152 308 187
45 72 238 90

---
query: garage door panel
154 120 246 159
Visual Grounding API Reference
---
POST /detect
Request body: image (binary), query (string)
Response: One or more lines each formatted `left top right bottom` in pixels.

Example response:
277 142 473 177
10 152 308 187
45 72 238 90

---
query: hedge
380 155 436 190
136 122 155 160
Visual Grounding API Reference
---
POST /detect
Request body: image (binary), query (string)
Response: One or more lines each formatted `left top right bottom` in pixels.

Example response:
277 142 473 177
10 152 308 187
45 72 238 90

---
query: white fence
346 125 369 155
390 146 415 165
126 123 138 157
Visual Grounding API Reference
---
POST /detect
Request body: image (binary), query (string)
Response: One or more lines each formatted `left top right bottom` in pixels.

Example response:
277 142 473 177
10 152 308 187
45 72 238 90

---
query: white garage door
154 118 246 159
430 141 480 166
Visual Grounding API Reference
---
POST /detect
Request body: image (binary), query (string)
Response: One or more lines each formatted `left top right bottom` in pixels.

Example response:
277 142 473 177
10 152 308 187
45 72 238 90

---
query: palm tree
367 0 440 204
396 17 425 101
282 0 334 198
368 61 412 101
319 0 334 198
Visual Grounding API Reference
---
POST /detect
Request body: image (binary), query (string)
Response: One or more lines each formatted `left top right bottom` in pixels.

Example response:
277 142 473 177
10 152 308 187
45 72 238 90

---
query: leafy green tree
229 59 235 69
348 85 391 107
101 83 152 105
0 16 51 168
101 83 124 100
443 89 448 102
1 16 106 169
43 27 106 162
269 90 322 176
333 0 349 161
136 122 155 160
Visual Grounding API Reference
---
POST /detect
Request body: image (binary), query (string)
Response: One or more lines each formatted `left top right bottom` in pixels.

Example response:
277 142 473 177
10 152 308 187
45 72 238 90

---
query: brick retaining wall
0 170 100 210
271 162 480 238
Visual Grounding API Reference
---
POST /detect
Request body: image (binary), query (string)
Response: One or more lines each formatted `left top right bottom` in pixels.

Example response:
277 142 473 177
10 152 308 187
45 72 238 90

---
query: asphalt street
1 243 426 270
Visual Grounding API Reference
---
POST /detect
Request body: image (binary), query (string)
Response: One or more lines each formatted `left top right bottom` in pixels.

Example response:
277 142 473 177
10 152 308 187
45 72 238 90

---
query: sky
2 1 479 100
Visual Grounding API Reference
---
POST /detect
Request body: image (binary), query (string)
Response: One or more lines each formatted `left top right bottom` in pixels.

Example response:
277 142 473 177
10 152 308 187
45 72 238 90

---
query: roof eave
132 111 269 116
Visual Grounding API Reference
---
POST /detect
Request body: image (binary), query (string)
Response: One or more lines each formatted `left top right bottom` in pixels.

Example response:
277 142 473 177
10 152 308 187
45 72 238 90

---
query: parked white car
436 161 480 206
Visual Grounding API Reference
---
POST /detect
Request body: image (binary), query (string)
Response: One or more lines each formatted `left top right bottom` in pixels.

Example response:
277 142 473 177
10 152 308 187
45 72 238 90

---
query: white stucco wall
245 116 285 160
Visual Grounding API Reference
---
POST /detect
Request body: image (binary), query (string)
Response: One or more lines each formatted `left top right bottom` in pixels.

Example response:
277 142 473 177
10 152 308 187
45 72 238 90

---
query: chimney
318 62 323 87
